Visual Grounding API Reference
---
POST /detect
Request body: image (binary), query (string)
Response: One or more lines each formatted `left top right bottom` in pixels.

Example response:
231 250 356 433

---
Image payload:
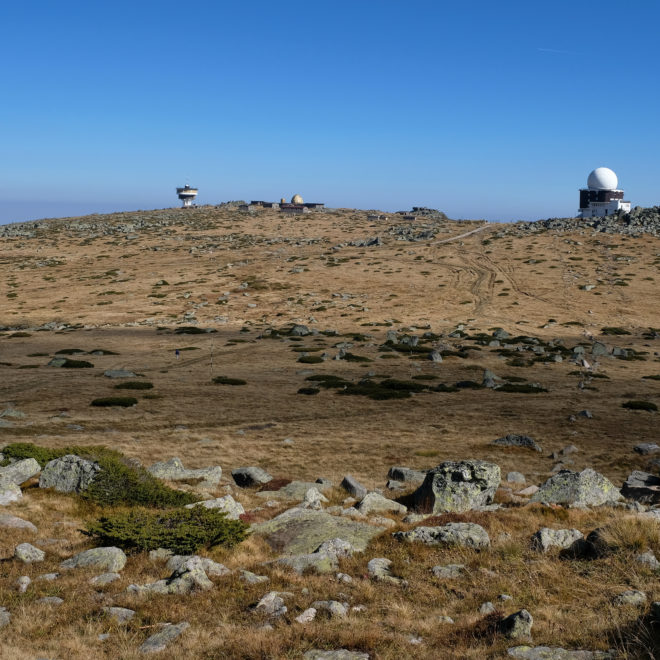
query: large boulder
39 455 100 493
0 458 40 487
147 458 222 489
499 609 533 639
251 508 384 555
530 469 621 507
61 547 127 572
393 522 490 549
412 460 500 514
621 471 660 504
340 474 367 499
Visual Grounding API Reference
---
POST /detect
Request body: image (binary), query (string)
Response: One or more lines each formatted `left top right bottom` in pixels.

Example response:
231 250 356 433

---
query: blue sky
1 0 659 224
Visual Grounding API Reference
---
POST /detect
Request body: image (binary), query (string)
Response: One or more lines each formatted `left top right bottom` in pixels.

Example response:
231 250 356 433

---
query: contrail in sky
537 47 582 55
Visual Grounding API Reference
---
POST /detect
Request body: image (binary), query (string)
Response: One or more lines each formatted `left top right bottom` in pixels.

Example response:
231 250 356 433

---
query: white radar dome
587 167 618 191
291 194 303 204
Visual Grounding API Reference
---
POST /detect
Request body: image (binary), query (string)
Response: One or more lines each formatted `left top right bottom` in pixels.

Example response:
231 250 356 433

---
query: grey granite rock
15 542 45 563
394 522 490 549
531 469 621 507
39 455 100 493
139 621 190 654
531 528 584 552
231 466 272 487
61 547 126 572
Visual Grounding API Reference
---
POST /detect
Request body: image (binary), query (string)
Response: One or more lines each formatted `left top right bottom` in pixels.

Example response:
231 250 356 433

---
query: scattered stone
634 443 660 456
231 466 273 487
90 572 121 586
104 606 135 623
148 457 222 489
0 458 41 487
516 485 539 497
367 557 407 586
393 522 490 549
507 472 526 484
0 514 37 532
612 590 646 607
61 547 127 572
166 555 230 577
254 591 292 617
493 434 543 453
386 480 404 490
303 651 369 660
312 600 349 618
295 607 317 623
301 487 330 510
507 646 615 659
0 607 10 627
412 460 500 514
531 528 584 552
130 557 214 595
251 508 384 555
39 455 101 493
577 410 593 419
256 480 331 501
438 615 454 624
531 469 621 507
480 601 496 614
621 471 660 504
356 492 407 516
431 564 464 579
635 550 660 569
37 572 59 581
0 484 22 505
387 466 427 484
138 621 190 654
104 369 137 379
340 474 367 499
15 542 45 563
499 609 533 639
16 575 31 592
240 570 269 585
337 572 353 584
38 597 64 606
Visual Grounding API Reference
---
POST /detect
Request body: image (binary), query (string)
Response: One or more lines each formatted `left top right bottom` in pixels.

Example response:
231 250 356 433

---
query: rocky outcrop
412 460 500 513
393 522 490 549
499 609 533 639
530 469 621 507
251 508 384 555
39 455 100 493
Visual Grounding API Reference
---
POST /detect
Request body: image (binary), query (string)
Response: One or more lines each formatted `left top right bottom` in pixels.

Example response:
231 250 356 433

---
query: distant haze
1 1 658 226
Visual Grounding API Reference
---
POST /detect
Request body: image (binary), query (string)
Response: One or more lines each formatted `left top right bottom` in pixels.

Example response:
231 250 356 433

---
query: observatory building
176 184 198 208
579 168 630 218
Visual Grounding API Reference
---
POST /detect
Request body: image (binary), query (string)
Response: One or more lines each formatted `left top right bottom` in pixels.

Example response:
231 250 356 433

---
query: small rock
37 572 59 581
316 538 356 558
15 542 45 563
0 514 38 532
635 550 660 569
393 522 490 549
367 557 407 586
337 572 353 583
531 528 584 552
507 472 526 484
231 466 273 487
16 576 31 592
139 621 190 654
254 591 292 617
493 434 542 453
613 590 646 607
516 485 539 497
480 601 496 614
274 552 339 575
438 615 454 624
340 474 367 499
295 607 317 623
357 492 406 515
387 466 427 484
0 458 41 487
431 564 464 579
89 572 121 586
103 606 135 623
240 570 269 585
38 597 64 606
166 555 230 577
0 607 9 628
0 484 23 505
499 609 533 639
311 600 348 618
303 651 370 660
634 443 660 456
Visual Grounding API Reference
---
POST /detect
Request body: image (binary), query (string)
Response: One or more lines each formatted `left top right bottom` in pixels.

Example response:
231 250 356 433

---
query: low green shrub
601 327 631 336
297 387 320 395
622 400 658 412
642 375 660 381
305 375 350 388
496 383 548 393
174 326 209 334
56 348 85 355
338 380 411 400
455 380 483 389
61 359 94 368
83 507 249 554
297 355 324 364
432 383 459 393
212 376 247 385
114 381 154 390
91 397 138 407
342 353 373 363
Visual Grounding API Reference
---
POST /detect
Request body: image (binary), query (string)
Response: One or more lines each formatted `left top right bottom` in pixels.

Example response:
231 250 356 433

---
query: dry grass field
1 205 659 658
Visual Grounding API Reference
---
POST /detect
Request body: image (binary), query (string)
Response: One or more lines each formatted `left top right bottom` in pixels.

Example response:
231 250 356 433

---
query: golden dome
291 194 303 205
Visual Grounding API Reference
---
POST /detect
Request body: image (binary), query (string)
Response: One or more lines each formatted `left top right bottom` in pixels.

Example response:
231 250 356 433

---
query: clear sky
1 0 659 224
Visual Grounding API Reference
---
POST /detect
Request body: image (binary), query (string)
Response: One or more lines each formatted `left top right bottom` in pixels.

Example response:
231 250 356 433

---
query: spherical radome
587 167 618 191
291 194 303 205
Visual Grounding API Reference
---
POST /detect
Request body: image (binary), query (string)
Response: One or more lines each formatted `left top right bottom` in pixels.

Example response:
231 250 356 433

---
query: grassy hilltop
0 205 659 658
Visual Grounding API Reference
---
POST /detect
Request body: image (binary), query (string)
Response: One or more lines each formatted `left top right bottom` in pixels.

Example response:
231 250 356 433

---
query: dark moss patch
496 383 548 393
342 352 373 363
622 400 658 412
61 359 94 368
55 348 86 355
114 381 154 390
91 397 137 407
212 376 247 385
455 380 483 389
297 387 320 395
305 375 350 388
601 327 631 336
297 355 324 364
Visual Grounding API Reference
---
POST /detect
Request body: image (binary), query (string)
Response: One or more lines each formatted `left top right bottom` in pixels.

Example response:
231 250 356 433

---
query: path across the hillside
431 223 491 245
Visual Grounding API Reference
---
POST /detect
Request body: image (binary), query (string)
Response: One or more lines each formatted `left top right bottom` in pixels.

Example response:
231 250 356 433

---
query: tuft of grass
212 376 247 385
91 396 138 407
297 355 324 364
83 506 249 554
622 400 658 412
114 381 154 390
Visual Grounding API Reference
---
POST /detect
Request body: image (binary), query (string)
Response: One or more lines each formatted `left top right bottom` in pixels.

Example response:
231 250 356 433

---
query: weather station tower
176 184 198 208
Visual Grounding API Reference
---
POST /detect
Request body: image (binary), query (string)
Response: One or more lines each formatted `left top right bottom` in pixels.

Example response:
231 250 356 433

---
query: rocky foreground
2 442 660 658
